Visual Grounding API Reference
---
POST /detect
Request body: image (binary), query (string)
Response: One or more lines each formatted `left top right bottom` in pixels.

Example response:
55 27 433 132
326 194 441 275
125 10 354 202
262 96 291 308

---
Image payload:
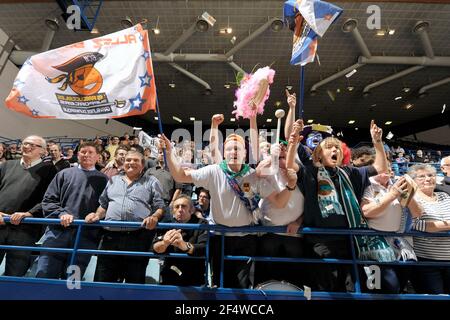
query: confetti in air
386 131 394 140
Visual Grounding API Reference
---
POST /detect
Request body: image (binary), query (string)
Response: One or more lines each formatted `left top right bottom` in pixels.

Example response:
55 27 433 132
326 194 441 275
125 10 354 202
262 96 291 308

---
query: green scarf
317 167 396 262
219 160 250 179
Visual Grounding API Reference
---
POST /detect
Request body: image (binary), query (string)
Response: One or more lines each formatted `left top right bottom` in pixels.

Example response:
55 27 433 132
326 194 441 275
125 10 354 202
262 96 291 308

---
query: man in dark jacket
153 194 207 286
49 143 70 172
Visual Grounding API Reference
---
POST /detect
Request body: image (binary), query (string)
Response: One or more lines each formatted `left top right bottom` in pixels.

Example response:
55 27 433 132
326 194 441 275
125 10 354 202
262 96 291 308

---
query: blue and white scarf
317 167 396 262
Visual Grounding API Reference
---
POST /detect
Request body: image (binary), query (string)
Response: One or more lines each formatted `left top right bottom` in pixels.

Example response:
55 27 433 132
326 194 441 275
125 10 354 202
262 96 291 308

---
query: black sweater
0 160 57 217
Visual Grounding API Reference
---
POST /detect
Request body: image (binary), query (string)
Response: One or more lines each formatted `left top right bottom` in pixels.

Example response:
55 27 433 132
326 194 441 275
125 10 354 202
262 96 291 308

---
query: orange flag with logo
5 24 156 119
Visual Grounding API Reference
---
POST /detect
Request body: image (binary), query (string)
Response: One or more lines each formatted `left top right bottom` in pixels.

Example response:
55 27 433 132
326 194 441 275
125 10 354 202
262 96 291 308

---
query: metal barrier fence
1 217 450 300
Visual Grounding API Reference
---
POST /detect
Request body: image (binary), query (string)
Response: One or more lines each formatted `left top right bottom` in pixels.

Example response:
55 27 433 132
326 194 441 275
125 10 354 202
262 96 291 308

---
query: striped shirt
413 192 450 260
99 172 165 231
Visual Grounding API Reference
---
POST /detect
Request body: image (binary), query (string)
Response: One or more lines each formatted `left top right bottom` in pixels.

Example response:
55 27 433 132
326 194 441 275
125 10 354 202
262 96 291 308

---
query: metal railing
1 217 450 300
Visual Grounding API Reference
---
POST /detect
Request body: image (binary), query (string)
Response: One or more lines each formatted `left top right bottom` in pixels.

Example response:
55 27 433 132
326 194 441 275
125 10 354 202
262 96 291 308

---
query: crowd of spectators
1 92 450 294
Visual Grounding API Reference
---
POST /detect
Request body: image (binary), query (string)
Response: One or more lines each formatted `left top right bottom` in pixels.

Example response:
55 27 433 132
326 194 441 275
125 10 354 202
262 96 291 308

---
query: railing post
205 231 210 287
67 224 84 276
220 234 225 288
349 234 361 293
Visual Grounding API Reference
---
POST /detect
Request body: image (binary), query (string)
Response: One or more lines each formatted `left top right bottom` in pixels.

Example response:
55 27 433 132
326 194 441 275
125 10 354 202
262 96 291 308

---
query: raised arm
286 119 304 172
160 134 193 184
284 89 297 140
209 114 224 164
361 177 407 219
265 168 298 209
370 120 389 174
249 114 259 163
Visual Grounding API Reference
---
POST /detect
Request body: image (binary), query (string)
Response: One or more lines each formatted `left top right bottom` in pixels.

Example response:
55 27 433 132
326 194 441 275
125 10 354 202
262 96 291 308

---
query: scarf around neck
219 160 250 178
219 160 260 222
317 166 396 262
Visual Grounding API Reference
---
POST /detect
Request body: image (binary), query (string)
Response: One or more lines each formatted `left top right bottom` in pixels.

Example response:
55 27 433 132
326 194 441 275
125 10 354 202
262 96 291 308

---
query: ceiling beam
4 0 449 3
390 113 450 137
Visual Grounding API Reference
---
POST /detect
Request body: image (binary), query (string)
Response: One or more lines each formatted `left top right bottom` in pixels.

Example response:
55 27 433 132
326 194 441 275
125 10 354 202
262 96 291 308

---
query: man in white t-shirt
160 133 297 288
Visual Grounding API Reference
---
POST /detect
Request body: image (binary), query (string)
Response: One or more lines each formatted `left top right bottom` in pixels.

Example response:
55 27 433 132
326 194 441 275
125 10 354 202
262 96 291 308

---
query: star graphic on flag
18 95 29 104
139 34 144 42
139 72 152 87
24 58 32 66
128 92 146 112
31 109 39 116
13 79 25 88
141 50 150 61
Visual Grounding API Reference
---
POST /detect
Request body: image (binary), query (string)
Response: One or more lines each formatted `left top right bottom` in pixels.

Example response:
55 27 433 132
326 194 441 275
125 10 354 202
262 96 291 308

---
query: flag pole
154 93 169 169
298 65 305 119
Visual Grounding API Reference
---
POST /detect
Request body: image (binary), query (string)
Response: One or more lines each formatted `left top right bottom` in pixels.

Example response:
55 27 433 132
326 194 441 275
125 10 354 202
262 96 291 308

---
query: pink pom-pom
233 66 275 119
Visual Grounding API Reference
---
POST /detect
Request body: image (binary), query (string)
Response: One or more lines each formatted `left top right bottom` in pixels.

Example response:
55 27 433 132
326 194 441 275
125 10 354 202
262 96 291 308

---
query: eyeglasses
22 142 43 149
415 173 436 180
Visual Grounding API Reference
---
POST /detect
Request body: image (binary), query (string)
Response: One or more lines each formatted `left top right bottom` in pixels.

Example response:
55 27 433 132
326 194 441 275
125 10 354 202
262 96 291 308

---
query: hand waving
286 89 296 109
370 120 383 143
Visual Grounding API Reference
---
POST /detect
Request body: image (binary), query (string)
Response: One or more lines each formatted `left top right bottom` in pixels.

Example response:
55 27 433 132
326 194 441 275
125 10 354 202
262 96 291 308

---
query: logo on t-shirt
242 182 251 193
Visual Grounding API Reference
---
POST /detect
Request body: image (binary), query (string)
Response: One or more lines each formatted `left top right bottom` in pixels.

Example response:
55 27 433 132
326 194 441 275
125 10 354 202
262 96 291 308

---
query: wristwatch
184 242 193 253
286 184 296 191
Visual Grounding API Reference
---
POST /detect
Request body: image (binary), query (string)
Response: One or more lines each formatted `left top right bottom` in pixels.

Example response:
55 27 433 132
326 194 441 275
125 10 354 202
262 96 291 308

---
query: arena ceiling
0 0 449 139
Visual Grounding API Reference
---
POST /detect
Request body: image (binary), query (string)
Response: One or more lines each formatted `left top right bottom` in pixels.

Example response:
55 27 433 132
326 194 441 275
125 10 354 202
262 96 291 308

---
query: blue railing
1 217 450 300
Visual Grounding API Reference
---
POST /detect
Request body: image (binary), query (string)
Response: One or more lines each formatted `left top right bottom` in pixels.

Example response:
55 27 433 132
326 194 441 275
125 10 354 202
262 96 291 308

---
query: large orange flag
5 24 156 119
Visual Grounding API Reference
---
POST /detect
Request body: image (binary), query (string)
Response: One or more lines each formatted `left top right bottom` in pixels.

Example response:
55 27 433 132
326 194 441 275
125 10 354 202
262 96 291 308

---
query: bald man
0 135 57 276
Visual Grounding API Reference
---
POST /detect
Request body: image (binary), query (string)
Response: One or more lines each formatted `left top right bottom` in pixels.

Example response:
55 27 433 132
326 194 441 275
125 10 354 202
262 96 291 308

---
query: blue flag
284 0 343 66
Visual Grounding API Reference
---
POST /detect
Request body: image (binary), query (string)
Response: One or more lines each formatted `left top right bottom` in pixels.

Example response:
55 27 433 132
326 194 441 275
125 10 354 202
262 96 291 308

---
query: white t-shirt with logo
190 164 276 230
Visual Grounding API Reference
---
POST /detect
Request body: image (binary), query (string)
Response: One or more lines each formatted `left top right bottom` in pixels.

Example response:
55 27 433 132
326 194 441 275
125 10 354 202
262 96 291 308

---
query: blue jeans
35 226 100 279
412 258 450 294
360 265 401 294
